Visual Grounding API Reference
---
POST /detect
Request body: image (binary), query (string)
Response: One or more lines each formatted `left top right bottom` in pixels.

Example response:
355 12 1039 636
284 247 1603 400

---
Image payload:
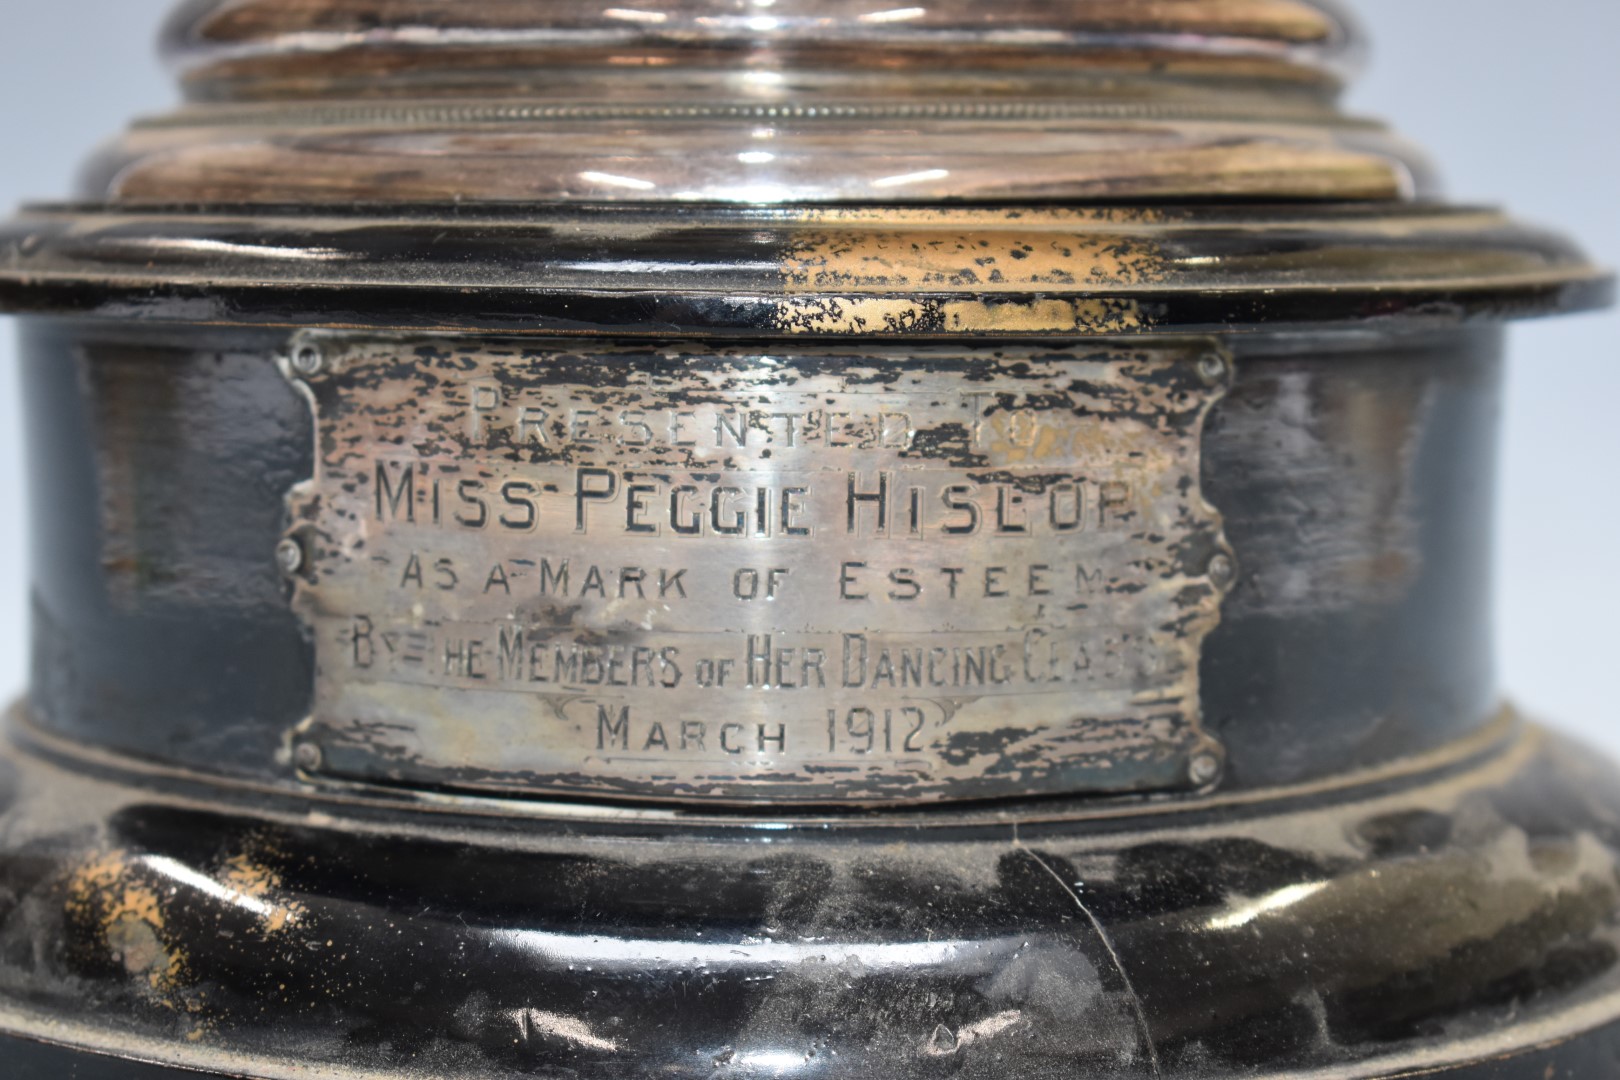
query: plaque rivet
291 345 324 378
1197 354 1228 384
1207 552 1237 587
294 741 323 772
275 537 305 576
1189 752 1223 787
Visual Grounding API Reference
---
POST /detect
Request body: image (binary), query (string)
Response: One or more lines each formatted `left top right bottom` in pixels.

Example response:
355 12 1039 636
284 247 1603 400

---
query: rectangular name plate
283 338 1233 805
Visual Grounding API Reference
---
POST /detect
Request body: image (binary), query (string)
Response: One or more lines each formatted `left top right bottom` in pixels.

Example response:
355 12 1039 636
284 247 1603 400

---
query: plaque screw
294 741 323 773
290 344 324 378
275 537 305 576
1207 552 1236 587
1189 752 1223 787
1197 354 1228 384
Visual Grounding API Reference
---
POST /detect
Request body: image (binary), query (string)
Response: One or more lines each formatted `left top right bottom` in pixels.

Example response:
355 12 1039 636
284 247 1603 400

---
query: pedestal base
3 709 1619 1079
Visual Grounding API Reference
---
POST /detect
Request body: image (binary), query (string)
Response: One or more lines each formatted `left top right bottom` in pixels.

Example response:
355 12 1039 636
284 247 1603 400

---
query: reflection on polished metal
0 2 1615 1078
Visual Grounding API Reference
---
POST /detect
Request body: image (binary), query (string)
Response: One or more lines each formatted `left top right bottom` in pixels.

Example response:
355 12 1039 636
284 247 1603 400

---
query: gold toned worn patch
779 229 1171 293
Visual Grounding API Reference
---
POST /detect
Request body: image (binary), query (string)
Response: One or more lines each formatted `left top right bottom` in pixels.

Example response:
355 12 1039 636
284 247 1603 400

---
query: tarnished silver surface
284 338 1233 805
2 0 1620 1077
77 0 1433 205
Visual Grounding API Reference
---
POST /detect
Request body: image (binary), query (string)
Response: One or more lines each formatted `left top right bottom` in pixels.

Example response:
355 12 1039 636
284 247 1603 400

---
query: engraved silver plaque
284 338 1233 804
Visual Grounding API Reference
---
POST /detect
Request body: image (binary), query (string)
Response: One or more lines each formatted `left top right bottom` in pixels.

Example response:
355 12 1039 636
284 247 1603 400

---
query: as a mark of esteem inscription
282 338 1234 805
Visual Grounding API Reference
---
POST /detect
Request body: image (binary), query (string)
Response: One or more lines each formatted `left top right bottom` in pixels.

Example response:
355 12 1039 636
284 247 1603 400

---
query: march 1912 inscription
282 337 1234 805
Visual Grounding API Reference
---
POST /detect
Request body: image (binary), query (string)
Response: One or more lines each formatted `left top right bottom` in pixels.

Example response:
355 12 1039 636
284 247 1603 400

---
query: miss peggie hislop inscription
282 338 1233 804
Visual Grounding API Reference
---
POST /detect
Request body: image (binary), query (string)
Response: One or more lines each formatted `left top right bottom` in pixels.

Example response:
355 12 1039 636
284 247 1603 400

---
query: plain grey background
0 2 1613 747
